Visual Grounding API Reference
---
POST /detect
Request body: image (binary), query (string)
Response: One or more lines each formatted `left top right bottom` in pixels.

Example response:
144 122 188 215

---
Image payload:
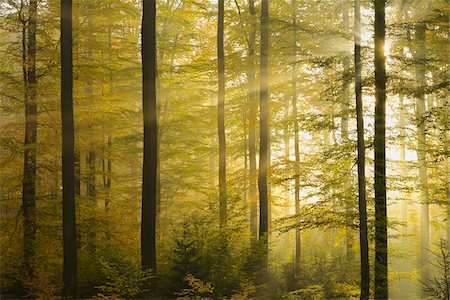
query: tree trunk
258 0 269 267
374 0 388 298
342 0 353 261
399 94 408 230
283 96 290 217
355 0 369 297
141 0 158 278
247 0 258 246
414 22 430 277
103 25 113 241
102 136 112 241
445 96 450 248
86 14 96 255
86 151 96 254
22 0 38 281
218 0 227 229
292 0 301 275
61 0 77 296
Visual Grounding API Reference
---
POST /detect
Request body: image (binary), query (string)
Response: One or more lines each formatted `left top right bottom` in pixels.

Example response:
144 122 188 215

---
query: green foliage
421 241 450 300
283 285 325 300
95 259 153 299
175 274 214 300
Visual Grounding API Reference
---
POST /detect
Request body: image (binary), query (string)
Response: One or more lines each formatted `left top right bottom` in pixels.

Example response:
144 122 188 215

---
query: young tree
61 0 77 296
355 0 369 297
21 0 37 280
258 0 269 267
374 0 388 298
247 0 258 245
218 0 227 229
141 0 158 277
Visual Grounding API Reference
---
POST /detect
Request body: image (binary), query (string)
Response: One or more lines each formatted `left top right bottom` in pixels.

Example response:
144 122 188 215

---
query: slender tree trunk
284 96 290 217
355 0 369 297
414 22 430 276
86 14 96 255
218 0 227 229
244 119 248 205
399 95 408 230
342 0 353 261
22 0 38 280
445 96 450 248
210 95 216 188
61 0 77 296
374 0 388 298
102 136 112 241
86 151 96 254
292 0 301 275
247 0 258 246
103 25 113 241
141 0 158 278
258 0 269 268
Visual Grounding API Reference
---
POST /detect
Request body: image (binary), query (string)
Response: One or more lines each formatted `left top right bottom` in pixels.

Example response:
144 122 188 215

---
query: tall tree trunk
218 0 227 229
141 0 158 278
355 0 369 297
342 0 353 261
445 96 450 248
292 0 301 275
103 25 113 241
61 0 77 296
22 0 38 281
258 0 269 268
247 0 258 246
374 0 388 298
86 14 96 255
283 96 290 217
414 20 429 267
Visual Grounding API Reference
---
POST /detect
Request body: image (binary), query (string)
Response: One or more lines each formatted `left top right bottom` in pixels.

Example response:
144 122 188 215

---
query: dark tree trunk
292 0 301 275
258 0 269 267
355 0 369 297
218 0 227 229
22 0 38 281
374 0 388 298
141 0 158 279
247 0 258 246
61 0 77 296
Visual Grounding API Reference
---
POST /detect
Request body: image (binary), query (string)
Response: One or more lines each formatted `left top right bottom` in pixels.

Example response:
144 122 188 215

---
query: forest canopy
0 0 449 299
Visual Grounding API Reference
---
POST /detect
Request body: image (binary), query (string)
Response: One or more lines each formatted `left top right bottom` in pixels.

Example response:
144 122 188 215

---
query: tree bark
258 0 269 269
247 0 258 246
355 0 369 297
218 0 227 229
22 0 38 280
61 0 77 296
141 0 158 278
374 0 388 298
